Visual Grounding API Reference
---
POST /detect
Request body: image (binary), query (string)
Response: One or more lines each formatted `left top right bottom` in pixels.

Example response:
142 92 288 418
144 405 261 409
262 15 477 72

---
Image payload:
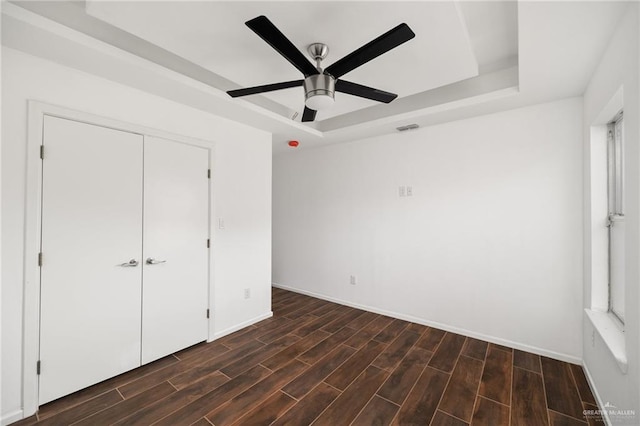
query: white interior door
39 116 143 404
142 136 209 363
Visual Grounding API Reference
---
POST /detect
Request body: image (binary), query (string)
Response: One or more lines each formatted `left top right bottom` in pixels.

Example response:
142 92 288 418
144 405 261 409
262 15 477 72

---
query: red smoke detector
288 140 299 148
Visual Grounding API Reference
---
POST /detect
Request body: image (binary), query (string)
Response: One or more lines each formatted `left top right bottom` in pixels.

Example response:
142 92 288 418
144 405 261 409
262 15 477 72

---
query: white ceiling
84 1 494 121
2 1 629 153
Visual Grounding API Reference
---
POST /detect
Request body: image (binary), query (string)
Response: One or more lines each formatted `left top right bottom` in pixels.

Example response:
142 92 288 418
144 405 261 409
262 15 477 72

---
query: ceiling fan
227 16 415 122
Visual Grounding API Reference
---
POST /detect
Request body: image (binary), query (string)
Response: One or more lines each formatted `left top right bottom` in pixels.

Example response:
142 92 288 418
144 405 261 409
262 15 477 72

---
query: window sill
586 309 627 374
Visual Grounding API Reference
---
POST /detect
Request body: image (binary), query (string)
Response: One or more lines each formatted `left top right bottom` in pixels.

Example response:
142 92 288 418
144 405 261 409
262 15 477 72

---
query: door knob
146 258 167 265
119 259 139 267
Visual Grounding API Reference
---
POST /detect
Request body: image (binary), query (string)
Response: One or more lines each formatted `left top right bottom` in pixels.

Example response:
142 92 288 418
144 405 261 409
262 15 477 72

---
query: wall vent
396 124 419 132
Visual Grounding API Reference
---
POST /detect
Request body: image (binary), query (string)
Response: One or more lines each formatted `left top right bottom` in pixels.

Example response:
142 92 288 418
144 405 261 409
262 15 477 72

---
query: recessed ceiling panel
86 1 479 120
457 1 518 69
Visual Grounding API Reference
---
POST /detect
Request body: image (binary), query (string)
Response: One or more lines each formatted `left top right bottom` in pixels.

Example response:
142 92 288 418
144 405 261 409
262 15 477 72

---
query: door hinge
40 145 44 159
207 169 211 179
207 239 210 248
38 252 43 267
37 360 41 375
206 309 210 319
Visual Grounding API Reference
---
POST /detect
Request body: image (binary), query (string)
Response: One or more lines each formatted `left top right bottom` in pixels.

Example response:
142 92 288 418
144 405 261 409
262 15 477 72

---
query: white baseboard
209 311 273 341
272 283 582 365
2 409 24 426
582 362 612 426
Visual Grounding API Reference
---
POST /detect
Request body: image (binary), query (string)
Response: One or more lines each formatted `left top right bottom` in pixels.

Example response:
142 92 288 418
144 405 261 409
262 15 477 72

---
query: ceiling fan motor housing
304 74 335 110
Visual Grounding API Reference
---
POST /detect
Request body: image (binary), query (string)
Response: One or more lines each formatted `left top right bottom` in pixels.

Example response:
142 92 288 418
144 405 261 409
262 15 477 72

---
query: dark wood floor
15 288 601 426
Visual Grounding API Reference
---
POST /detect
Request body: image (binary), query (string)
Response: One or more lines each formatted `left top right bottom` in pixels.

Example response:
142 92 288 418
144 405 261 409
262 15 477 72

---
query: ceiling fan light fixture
304 74 335 111
305 92 335 110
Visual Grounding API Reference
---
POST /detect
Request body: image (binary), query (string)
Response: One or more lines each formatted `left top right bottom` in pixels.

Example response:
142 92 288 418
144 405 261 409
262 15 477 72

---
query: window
607 110 624 324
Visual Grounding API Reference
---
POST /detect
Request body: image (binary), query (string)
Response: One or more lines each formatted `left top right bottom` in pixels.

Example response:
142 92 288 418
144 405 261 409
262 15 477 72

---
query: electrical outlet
350 275 357 285
244 288 250 299
398 186 406 197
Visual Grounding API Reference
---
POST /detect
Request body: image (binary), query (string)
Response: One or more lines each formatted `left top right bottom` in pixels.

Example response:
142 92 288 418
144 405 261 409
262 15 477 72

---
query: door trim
23 101 215 417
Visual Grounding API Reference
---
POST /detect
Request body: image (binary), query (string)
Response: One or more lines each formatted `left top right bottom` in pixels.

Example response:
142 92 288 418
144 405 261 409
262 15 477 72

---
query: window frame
607 110 624 324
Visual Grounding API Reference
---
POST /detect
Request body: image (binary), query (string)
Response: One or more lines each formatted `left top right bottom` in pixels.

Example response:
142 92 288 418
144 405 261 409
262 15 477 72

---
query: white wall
1 47 272 422
583 3 639 421
273 97 583 362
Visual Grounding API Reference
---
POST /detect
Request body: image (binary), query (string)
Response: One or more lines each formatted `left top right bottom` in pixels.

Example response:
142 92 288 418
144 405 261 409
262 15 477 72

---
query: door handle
119 259 139 267
146 258 167 265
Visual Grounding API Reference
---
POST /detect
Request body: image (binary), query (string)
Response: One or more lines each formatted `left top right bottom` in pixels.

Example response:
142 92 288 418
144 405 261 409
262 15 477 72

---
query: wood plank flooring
14 288 601 425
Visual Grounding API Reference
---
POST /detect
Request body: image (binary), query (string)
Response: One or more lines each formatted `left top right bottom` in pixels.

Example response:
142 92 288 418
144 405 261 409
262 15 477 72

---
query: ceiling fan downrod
307 43 329 71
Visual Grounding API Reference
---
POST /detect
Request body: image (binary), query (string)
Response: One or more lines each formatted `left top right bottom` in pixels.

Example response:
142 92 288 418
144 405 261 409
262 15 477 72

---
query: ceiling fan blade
246 16 319 77
227 80 304 98
335 80 398 103
302 107 317 122
324 23 415 79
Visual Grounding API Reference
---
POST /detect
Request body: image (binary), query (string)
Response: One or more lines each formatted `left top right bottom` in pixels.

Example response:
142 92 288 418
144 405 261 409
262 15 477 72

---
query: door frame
23 101 215 417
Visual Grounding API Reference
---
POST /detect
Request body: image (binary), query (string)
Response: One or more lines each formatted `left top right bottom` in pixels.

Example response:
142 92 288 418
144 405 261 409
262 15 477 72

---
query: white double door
39 116 209 404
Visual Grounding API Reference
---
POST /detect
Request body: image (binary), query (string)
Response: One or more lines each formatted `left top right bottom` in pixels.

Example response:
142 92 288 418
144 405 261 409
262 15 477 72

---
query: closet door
39 116 143 404
142 136 209 363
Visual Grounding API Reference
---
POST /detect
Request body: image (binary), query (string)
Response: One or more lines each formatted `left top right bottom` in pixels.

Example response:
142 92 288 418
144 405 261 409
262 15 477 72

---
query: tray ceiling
84 1 514 122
